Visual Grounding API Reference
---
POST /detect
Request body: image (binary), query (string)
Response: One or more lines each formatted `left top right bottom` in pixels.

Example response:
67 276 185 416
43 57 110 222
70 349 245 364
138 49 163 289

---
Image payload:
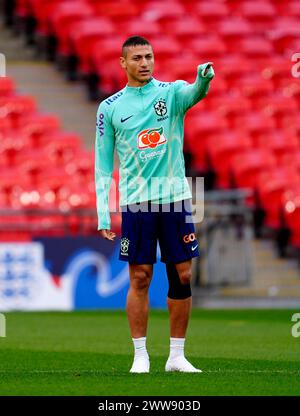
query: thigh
158 199 200 263
119 205 158 264
174 259 192 275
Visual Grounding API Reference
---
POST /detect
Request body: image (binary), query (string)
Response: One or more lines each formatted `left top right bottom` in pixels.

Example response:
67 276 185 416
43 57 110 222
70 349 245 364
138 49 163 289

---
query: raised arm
174 62 215 114
94 103 116 233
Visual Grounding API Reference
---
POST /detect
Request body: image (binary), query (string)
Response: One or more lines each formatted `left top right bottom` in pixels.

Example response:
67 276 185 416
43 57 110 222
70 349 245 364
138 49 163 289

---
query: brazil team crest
154 99 167 117
120 238 130 256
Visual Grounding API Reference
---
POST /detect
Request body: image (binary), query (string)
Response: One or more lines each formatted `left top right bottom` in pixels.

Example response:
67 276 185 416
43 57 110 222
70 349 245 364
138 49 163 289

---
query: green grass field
0 309 299 396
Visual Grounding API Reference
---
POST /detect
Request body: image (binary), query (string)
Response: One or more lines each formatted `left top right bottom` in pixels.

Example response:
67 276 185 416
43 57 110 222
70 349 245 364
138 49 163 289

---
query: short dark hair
122 36 152 57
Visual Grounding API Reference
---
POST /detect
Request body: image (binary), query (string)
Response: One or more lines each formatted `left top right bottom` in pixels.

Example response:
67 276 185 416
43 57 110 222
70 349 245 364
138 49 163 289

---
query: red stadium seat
16 169 73 234
239 1 276 31
67 183 95 208
0 196 27 236
0 166 30 237
209 94 252 118
89 37 126 91
150 37 181 62
257 95 298 126
65 151 94 181
0 95 37 128
230 149 276 190
17 148 50 184
44 132 82 165
237 37 274 58
204 76 228 99
257 167 300 228
124 20 162 40
261 58 293 88
20 113 61 146
49 2 93 56
0 77 15 96
285 1 300 17
0 131 30 167
0 167 31 196
238 76 274 99
233 112 276 138
165 57 201 82
142 2 185 24
68 184 97 233
268 17 300 55
93 58 127 95
219 17 253 51
92 1 138 23
206 132 252 188
38 165 71 183
256 131 299 162
69 18 115 75
0 118 12 132
91 37 124 63
281 38 300 63
280 151 300 171
163 16 205 42
186 36 227 62
194 1 229 29
282 185 300 247
219 56 255 87
29 0 67 36
15 0 30 19
280 121 300 145
17 182 70 236
185 112 229 171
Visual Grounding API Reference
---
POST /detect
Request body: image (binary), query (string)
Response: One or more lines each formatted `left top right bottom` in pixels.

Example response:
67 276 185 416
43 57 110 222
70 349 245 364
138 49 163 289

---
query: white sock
169 337 185 360
132 337 148 359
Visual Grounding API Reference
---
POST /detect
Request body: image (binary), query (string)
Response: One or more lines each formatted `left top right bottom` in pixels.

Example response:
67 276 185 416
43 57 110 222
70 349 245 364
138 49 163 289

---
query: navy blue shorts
119 199 200 264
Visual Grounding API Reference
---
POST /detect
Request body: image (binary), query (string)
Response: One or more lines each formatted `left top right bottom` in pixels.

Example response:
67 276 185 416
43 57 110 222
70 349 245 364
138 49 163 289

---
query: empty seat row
0 77 121 236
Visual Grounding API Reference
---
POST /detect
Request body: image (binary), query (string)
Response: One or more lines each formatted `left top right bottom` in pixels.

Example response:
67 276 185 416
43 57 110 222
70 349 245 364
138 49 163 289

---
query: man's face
120 44 154 86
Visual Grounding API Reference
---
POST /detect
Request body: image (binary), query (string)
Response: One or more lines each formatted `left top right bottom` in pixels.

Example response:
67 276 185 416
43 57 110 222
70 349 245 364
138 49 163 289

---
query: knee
166 263 192 300
178 269 192 286
130 267 152 292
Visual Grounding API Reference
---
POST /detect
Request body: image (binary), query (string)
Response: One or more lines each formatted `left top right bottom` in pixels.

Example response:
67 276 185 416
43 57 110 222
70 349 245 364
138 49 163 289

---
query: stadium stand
0 75 121 239
2 0 300 257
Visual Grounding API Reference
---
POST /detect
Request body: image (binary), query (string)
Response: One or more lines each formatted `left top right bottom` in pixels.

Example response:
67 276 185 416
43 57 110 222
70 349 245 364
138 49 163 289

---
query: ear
120 56 126 69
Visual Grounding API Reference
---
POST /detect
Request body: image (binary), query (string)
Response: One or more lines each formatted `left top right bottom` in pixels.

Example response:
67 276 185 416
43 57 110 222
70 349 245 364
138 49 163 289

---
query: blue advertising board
0 237 168 310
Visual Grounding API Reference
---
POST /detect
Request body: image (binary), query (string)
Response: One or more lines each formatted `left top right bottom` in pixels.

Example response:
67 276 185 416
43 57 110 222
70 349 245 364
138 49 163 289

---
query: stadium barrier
194 190 254 288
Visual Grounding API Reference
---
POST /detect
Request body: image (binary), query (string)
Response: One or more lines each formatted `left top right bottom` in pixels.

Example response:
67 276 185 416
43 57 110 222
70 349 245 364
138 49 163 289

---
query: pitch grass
0 309 299 396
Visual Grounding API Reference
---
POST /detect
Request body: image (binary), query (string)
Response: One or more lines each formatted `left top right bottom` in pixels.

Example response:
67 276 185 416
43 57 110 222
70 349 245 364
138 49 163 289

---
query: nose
140 57 148 67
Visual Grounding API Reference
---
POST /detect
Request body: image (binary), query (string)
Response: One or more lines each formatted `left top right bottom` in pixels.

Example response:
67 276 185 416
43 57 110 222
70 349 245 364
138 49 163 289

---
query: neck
127 78 152 88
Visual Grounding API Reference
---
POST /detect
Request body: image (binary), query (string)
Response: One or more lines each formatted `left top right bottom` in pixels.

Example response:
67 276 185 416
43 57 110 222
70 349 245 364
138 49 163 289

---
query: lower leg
166 261 192 338
126 264 153 373
165 260 201 372
167 297 191 338
126 287 149 338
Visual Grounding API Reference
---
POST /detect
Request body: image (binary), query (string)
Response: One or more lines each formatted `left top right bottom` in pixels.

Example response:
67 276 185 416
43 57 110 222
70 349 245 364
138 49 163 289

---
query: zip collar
125 78 157 94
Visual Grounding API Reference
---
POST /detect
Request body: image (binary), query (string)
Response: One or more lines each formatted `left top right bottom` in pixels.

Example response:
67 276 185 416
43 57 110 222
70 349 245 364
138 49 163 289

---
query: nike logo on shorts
191 245 198 251
121 115 133 123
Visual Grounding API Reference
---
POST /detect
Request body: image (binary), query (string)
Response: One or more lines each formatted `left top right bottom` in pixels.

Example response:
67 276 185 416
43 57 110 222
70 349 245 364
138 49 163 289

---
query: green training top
95 64 214 230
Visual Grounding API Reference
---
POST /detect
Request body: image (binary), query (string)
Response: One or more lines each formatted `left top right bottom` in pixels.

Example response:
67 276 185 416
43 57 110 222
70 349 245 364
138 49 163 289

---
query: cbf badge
154 99 167 117
120 237 130 256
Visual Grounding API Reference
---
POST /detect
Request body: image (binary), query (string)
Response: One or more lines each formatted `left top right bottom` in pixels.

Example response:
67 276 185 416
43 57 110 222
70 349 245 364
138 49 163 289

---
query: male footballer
95 36 214 373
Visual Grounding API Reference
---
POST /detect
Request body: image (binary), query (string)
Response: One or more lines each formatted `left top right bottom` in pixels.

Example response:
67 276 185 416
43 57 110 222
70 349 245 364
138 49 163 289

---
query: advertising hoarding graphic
0 238 168 310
